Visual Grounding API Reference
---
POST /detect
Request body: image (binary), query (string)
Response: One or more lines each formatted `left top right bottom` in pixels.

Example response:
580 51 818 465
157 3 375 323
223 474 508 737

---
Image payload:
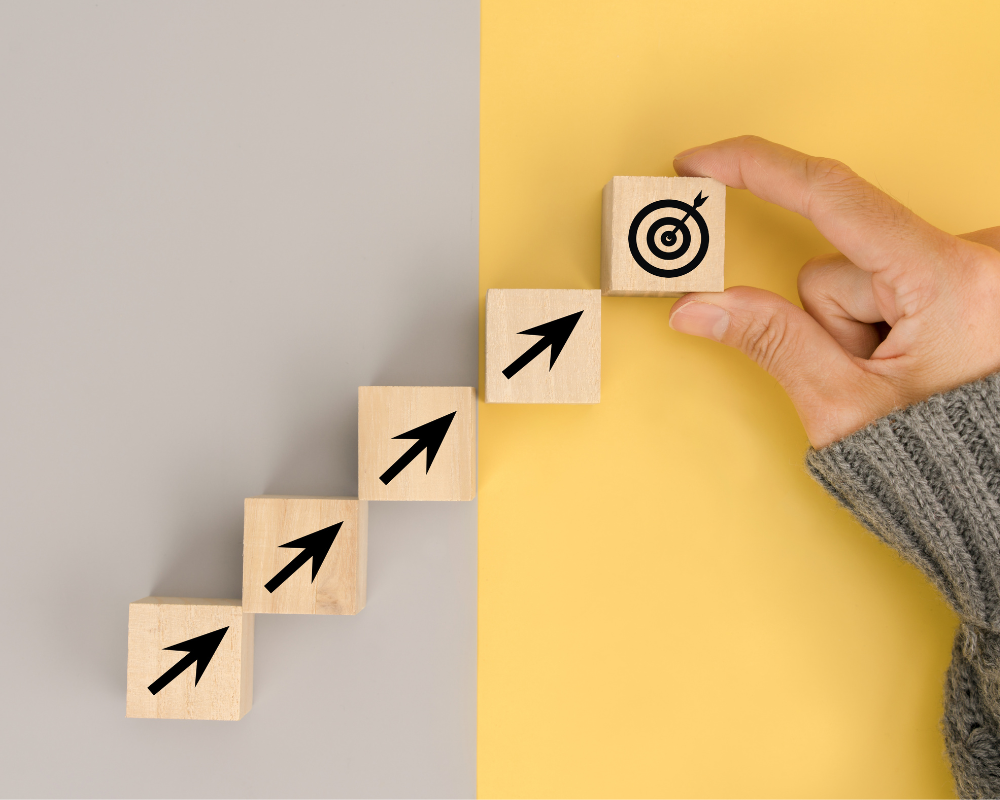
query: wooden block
485 289 600 404
359 386 476 501
601 176 725 296
242 496 367 615
126 597 253 720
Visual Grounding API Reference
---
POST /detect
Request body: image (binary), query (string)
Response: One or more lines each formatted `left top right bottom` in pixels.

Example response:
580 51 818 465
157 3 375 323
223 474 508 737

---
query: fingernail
674 145 706 160
668 301 730 341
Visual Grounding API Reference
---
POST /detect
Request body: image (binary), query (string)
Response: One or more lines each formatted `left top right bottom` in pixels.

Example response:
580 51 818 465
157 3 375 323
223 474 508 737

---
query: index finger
673 136 954 277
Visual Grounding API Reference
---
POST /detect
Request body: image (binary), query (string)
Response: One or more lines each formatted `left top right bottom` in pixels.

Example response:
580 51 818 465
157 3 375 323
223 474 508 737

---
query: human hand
667 135 1000 449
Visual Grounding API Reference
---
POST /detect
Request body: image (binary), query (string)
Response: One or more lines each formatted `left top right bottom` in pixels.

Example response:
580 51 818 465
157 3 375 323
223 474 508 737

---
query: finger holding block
242 496 367 616
126 597 253 720
359 386 476 501
602 176 725 296
485 289 600 404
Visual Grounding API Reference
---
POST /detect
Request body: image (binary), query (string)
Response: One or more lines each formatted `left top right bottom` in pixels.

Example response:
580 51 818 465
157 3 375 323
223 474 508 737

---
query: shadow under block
359 386 476 501
242 496 367 615
485 289 601 404
126 597 253 720
601 176 725 296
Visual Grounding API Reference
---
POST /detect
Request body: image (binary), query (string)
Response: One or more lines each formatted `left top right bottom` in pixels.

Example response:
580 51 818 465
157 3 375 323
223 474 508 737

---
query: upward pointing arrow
147 626 229 695
379 411 457 485
502 310 584 379
264 522 343 593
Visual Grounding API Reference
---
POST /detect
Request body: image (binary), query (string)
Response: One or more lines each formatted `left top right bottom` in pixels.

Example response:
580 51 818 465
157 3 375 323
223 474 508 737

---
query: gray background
0 2 478 796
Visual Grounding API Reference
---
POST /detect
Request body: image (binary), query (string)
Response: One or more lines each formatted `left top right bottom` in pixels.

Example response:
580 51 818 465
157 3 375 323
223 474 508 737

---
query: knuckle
796 255 844 310
806 156 855 186
735 134 766 151
797 257 827 294
739 310 791 374
802 157 870 218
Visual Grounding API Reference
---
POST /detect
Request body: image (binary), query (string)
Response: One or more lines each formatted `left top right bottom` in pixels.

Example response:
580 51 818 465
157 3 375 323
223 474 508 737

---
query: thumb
668 287 882 447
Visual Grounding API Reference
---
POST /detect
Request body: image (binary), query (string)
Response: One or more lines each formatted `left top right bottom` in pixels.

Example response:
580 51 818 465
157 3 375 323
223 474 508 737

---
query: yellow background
479 1 1000 797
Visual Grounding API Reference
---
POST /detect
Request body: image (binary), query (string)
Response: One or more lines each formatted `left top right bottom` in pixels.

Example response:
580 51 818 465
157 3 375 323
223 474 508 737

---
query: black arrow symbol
147 626 229 695
502 310 584 380
379 411 456 485
264 522 343 593
665 190 709 234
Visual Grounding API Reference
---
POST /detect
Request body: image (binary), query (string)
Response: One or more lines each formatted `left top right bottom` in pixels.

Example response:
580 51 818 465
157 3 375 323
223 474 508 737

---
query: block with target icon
242 496 368 615
359 386 476 501
601 176 725 296
125 597 254 720
485 288 601 404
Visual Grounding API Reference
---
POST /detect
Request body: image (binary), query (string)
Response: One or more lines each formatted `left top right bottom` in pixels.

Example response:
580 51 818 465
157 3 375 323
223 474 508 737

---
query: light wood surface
601 176 725 296
359 386 476 500
125 597 253 720
242 496 367 615
485 289 600 404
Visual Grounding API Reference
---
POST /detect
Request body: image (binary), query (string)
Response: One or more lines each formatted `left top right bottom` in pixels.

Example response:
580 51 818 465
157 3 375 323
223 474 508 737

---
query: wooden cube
485 289 600 404
126 597 253 720
242 496 367 616
359 386 476 501
602 176 725 296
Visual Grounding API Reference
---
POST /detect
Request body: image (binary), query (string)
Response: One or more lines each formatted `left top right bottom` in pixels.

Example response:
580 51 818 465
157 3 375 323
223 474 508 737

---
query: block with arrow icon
359 386 476 501
486 289 600 403
602 176 725 296
242 496 368 615
125 597 253 720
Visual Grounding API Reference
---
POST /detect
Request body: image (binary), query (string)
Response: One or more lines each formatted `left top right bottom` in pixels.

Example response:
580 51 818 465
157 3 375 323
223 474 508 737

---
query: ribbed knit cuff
805 372 1000 797
806 372 1000 631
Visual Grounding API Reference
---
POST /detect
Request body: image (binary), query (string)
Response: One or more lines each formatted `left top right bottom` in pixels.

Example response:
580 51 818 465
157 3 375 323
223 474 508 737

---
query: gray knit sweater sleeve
806 372 1000 797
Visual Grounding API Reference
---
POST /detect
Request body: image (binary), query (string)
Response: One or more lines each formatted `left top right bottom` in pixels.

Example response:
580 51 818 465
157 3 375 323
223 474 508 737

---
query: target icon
627 191 710 279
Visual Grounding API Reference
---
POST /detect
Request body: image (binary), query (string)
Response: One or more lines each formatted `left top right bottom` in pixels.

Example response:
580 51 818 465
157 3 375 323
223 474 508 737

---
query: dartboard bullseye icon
628 191 710 279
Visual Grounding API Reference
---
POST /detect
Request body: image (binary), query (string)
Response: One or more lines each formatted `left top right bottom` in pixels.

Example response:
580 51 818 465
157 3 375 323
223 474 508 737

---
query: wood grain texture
485 289 600 404
125 597 253 720
601 176 725 296
242 496 367 615
358 386 476 501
